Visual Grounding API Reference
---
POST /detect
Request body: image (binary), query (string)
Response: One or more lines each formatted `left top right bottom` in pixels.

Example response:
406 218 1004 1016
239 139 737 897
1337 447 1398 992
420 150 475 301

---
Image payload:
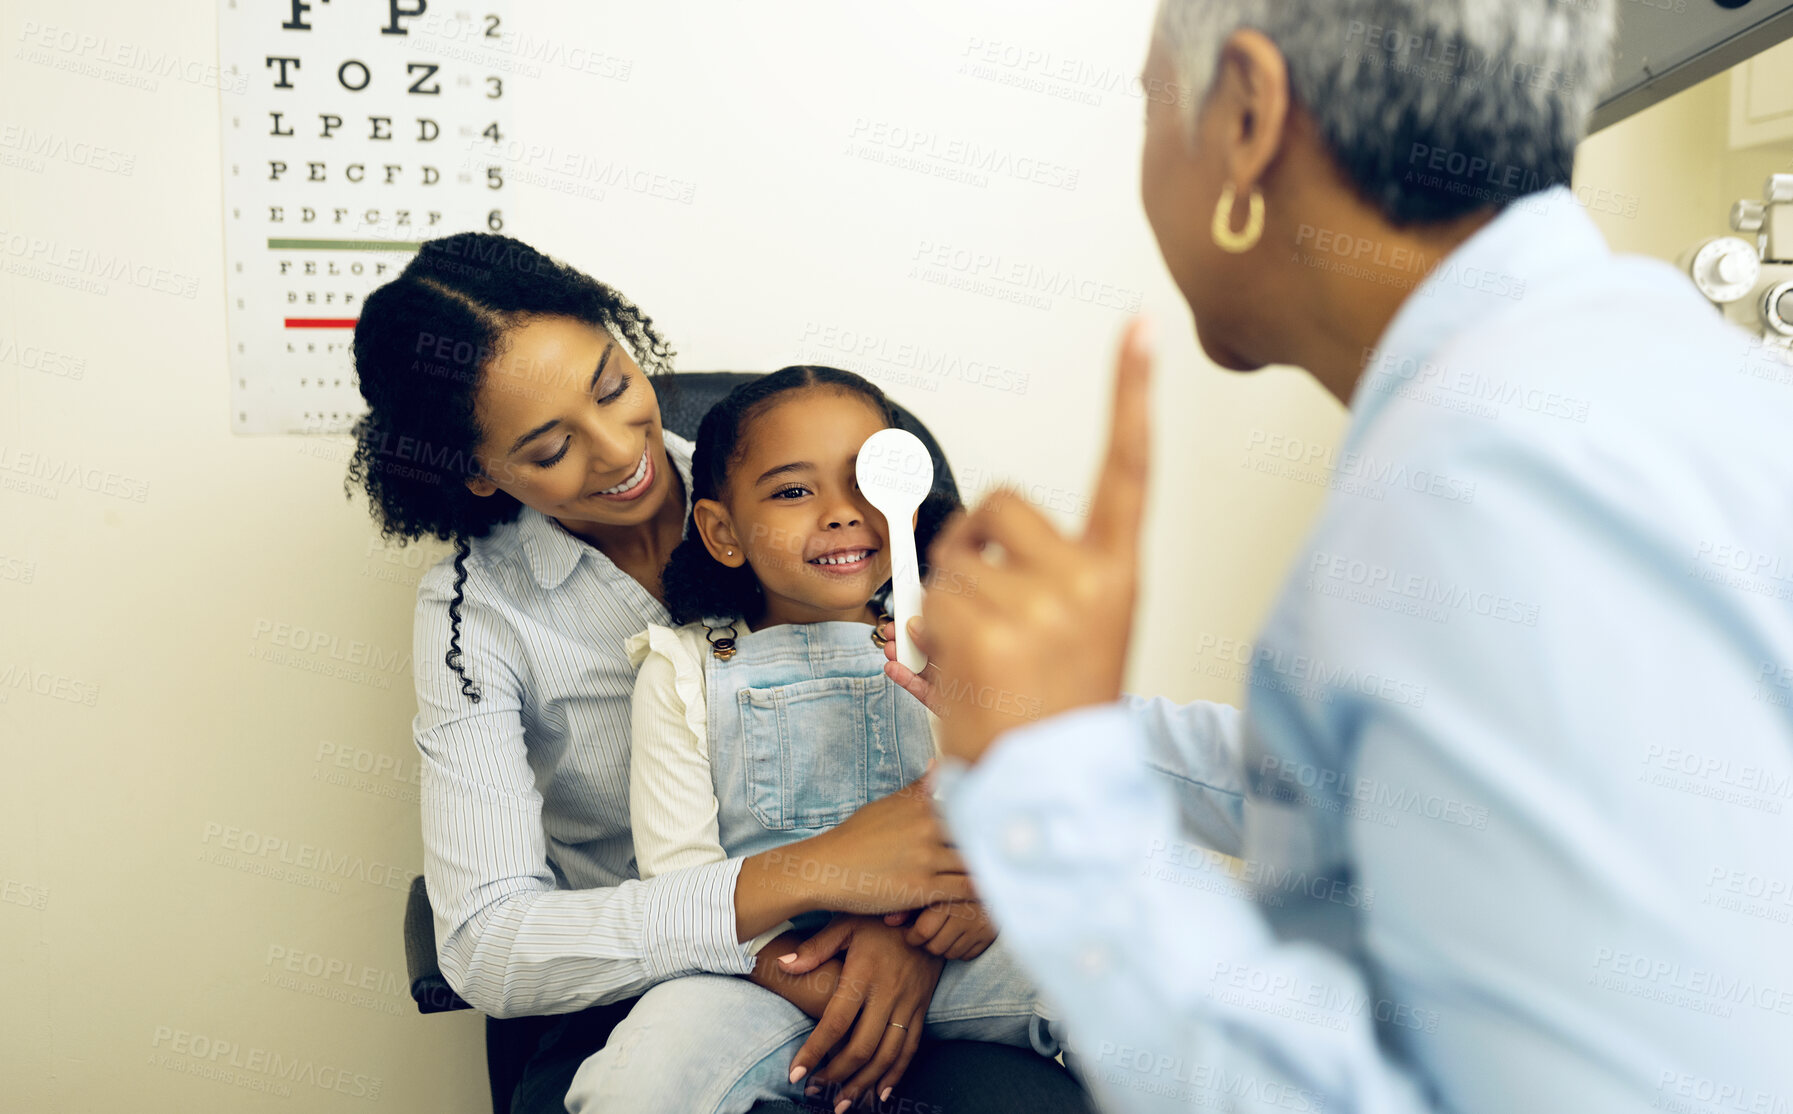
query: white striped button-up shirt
413 429 758 1018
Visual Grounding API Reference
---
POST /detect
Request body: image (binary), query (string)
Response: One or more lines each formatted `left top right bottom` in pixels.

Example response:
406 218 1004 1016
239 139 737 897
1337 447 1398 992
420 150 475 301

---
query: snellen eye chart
219 0 513 434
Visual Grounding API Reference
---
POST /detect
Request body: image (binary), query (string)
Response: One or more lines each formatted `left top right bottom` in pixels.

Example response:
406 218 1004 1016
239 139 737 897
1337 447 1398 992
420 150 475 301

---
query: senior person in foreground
782 0 1793 1110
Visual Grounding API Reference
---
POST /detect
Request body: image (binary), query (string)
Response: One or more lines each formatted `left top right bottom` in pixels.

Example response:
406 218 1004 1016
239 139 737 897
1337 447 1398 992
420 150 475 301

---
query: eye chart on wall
219 0 514 433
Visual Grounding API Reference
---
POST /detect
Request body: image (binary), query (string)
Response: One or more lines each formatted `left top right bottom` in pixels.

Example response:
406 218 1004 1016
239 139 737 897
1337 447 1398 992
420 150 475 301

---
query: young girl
575 367 1064 1114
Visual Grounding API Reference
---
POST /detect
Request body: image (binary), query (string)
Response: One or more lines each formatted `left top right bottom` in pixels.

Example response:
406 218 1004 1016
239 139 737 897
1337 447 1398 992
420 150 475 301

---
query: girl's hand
899 900 997 960
779 914 943 1112
878 618 941 714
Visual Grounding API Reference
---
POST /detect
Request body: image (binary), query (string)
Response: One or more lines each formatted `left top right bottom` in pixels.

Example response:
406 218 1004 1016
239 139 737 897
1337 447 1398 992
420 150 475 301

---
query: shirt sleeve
415 569 756 1019
936 706 1433 1114
1123 693 1247 856
627 625 791 956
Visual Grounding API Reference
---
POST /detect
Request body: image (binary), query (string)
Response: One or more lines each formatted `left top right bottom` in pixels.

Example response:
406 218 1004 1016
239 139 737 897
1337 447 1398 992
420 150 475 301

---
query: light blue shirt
939 188 1793 1113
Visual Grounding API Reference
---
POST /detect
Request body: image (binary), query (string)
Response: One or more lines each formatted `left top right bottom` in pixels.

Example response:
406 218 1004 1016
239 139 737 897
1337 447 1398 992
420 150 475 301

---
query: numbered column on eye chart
218 0 515 434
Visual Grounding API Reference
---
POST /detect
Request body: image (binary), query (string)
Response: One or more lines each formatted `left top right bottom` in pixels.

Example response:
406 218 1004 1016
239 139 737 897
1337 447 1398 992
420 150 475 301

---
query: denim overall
702 618 935 864
564 618 1066 1114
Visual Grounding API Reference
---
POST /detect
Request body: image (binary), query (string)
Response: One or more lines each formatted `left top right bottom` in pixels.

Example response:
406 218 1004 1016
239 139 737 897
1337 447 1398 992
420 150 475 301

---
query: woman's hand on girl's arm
778 914 943 1112
734 774 974 940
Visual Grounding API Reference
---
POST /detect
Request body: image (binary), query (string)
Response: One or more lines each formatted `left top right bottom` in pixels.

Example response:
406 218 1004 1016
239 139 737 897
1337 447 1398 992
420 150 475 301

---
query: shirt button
1002 818 1039 859
1078 944 1110 976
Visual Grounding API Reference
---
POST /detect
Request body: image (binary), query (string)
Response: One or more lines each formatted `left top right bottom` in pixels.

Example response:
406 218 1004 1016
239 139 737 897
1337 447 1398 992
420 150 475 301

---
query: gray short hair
1154 0 1616 225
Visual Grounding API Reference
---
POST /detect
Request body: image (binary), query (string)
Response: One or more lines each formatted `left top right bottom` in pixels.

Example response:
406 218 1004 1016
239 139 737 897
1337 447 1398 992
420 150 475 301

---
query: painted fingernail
835 1101 851 1114
789 1065 807 1084
778 953 798 964
881 1087 894 1102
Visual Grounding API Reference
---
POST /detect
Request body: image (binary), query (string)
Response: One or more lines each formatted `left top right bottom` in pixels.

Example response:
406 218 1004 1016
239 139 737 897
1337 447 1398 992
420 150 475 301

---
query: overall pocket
737 674 904 831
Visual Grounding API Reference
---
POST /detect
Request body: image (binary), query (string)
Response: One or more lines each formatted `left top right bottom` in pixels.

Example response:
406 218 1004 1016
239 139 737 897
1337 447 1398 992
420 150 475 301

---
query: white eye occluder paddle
856 428 934 676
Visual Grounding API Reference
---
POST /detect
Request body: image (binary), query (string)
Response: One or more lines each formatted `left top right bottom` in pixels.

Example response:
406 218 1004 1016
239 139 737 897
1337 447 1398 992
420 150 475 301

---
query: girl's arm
628 626 793 954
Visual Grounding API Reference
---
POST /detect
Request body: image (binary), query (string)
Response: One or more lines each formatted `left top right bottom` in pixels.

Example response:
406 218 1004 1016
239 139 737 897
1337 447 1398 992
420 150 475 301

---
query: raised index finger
1083 317 1155 559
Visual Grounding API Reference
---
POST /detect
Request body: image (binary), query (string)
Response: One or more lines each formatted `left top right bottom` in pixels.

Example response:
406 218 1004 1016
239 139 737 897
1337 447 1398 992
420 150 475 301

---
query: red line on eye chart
283 318 359 329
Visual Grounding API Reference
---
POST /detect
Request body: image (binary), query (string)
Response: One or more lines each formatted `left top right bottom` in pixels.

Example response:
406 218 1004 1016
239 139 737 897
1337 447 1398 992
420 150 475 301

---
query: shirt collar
1345 187 1609 449
518 429 696 591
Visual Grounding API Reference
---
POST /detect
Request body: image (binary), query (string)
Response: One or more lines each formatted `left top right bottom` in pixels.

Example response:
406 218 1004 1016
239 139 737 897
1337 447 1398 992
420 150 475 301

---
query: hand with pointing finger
900 320 1154 764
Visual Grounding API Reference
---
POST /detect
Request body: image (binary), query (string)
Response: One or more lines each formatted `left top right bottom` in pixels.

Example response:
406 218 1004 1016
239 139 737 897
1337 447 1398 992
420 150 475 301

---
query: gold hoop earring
1211 182 1265 254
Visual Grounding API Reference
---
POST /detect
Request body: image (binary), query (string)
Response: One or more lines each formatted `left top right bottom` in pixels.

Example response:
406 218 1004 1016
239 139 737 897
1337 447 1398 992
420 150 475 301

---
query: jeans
565 933 1063 1114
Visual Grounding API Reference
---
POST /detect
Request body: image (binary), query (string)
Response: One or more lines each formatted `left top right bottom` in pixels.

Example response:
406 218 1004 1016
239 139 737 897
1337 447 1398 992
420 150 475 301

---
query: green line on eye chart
266 238 424 251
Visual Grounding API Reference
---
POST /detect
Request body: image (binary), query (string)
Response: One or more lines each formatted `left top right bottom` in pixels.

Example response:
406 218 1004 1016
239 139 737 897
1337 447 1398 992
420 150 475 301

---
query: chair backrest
654 371 961 508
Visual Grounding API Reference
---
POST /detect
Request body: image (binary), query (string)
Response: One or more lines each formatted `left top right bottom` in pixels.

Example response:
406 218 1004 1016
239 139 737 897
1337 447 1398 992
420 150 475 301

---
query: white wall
3 2 1780 1111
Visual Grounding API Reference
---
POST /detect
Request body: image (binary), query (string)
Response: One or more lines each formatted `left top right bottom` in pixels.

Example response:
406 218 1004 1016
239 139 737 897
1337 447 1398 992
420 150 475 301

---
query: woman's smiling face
694 387 899 627
464 315 675 530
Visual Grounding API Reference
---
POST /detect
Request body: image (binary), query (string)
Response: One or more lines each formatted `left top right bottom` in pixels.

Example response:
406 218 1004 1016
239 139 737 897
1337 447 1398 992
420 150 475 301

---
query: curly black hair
344 231 676 701
661 366 960 628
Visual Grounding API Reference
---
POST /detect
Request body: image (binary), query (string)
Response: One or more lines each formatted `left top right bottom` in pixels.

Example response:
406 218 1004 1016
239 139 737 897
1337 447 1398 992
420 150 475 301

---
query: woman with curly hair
345 234 1051 1113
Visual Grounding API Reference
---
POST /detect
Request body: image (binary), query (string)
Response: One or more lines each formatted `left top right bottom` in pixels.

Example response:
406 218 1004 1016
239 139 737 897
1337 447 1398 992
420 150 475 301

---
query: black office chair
400 371 1094 1114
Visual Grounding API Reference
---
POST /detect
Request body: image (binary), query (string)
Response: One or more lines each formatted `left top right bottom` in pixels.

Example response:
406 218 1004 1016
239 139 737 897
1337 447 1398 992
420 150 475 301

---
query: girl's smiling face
692 387 900 628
